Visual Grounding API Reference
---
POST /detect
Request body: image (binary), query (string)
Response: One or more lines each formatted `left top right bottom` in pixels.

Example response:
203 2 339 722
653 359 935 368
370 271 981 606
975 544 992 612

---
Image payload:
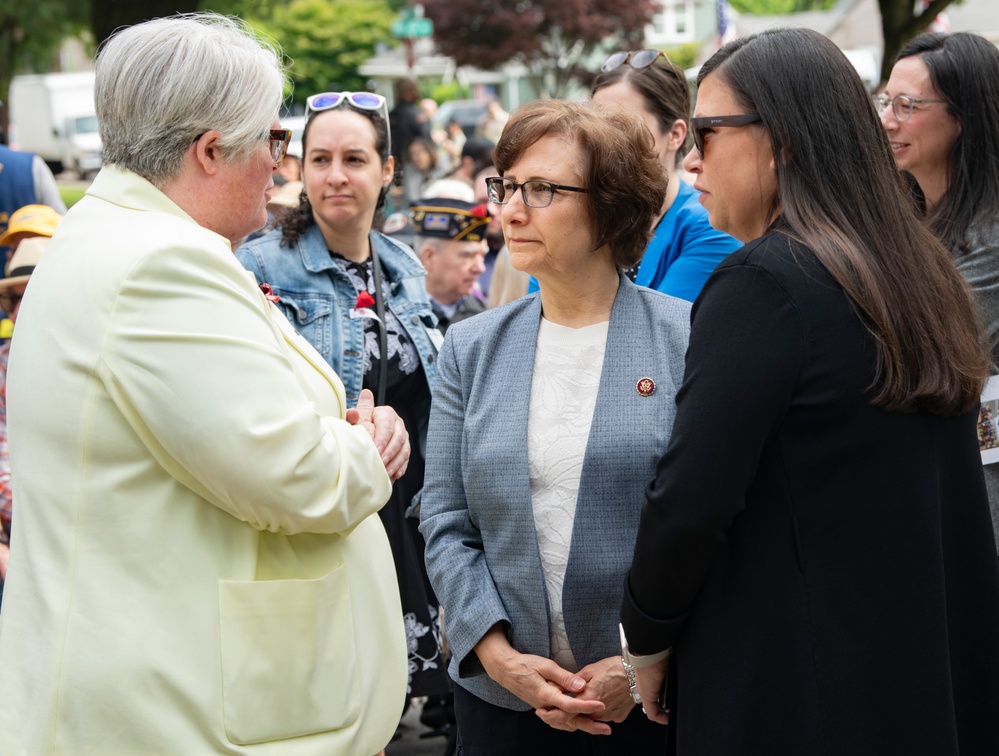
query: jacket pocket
275 293 334 358
218 565 360 745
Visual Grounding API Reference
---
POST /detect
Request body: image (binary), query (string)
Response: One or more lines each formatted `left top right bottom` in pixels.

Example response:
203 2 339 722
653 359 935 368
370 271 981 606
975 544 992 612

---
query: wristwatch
619 623 671 705
621 655 642 704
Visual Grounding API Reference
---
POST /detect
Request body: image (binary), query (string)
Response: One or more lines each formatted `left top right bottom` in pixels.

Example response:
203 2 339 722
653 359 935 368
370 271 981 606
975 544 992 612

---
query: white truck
8 71 102 178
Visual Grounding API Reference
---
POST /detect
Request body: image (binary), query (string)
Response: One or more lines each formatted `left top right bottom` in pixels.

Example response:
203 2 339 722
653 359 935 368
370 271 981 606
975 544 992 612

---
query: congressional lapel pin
636 377 656 397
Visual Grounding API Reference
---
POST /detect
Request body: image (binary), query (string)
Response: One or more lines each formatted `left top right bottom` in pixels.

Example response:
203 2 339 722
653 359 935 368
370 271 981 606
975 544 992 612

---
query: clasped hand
345 388 410 481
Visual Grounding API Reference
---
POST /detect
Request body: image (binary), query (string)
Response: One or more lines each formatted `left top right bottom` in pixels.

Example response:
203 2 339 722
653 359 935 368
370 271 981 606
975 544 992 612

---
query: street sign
391 17 433 38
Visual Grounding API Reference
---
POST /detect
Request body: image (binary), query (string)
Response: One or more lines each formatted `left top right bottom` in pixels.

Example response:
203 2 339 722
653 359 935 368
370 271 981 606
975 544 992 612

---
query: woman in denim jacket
236 93 448 711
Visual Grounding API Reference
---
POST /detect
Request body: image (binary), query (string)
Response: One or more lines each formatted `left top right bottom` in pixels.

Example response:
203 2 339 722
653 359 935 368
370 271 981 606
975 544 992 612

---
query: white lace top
527 316 609 673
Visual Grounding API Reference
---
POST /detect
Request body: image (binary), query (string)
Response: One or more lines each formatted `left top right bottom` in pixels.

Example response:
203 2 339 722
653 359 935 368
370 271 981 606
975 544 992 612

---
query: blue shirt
527 181 741 303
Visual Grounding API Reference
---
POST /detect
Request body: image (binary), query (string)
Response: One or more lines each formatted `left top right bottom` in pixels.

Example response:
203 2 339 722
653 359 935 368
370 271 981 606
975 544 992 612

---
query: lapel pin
636 377 656 397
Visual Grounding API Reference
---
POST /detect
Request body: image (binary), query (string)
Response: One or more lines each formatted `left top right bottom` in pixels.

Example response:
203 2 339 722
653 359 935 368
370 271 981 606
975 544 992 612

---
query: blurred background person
0 137 66 252
420 99 690 754
623 28 999 755
478 98 510 144
410 197 488 333
236 90 452 722
0 236 48 608
447 135 494 188
0 203 63 265
389 78 429 169
0 15 409 754
879 31 999 552
402 137 446 208
590 50 741 301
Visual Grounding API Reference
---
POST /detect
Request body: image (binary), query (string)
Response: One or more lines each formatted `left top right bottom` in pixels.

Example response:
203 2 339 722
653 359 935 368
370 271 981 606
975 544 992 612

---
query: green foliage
664 43 700 72
729 0 835 13
426 81 469 104
247 0 396 105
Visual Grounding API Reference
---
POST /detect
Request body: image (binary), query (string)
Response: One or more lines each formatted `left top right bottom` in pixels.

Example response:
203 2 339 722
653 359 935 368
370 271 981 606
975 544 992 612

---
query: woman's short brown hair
494 99 668 269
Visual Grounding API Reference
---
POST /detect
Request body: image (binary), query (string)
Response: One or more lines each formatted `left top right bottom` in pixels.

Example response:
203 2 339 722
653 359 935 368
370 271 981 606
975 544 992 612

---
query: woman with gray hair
0 14 409 755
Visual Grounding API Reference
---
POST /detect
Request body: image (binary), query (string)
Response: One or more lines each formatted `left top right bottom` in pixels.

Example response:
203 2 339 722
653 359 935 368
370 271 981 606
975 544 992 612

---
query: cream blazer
0 166 407 755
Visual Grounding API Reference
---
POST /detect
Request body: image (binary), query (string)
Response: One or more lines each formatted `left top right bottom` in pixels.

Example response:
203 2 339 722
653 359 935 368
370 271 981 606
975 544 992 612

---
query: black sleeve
621 260 806 653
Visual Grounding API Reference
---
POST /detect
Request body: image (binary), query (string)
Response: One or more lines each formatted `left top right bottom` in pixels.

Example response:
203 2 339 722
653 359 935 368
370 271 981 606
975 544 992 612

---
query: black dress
331 252 450 699
622 231 999 755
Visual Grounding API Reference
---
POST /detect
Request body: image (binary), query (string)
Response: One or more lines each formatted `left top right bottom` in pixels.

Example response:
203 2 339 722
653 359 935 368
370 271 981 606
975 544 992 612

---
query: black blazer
623 232 999 755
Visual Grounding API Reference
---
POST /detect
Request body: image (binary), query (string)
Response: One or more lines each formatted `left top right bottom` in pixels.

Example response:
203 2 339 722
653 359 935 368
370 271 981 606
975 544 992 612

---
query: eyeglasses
268 129 291 167
690 114 763 156
485 177 588 209
873 93 945 122
0 291 23 313
601 49 668 72
306 91 391 153
192 129 292 167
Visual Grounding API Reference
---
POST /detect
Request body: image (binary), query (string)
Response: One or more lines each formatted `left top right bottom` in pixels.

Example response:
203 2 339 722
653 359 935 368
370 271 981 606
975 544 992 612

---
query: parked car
431 100 487 137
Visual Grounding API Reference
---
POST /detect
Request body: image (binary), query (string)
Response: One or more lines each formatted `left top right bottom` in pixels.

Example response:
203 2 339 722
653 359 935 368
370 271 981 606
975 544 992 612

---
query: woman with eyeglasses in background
590 50 741 301
620 28 999 755
879 32 999 553
419 100 690 754
236 91 452 717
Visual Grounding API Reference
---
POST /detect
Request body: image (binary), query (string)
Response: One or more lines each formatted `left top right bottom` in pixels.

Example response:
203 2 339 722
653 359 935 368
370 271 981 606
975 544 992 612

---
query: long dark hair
699 28 989 415
278 102 395 247
591 56 691 166
895 32 999 255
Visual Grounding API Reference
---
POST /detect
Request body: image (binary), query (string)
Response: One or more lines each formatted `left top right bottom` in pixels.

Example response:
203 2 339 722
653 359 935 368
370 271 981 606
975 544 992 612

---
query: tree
423 0 659 99
0 1 88 142
249 0 395 104
878 0 957 83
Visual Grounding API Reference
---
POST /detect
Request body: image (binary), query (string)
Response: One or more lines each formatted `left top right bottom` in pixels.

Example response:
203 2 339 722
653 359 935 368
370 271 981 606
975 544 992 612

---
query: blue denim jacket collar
298 224 427 285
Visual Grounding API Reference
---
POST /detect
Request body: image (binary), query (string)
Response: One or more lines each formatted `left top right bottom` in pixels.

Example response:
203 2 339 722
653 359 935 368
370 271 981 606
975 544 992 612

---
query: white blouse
527 316 609 672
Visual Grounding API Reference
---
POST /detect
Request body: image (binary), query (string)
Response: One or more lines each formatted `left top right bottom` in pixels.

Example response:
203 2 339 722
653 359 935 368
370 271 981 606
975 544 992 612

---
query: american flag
717 0 737 47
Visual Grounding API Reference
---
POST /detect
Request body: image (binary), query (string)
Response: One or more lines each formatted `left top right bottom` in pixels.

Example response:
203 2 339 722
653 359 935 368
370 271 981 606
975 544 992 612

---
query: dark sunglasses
690 114 763 156
601 49 668 72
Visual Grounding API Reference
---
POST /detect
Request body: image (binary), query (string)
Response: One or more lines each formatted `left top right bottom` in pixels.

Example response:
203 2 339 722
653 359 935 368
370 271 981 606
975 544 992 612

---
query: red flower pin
355 291 376 310
259 283 280 303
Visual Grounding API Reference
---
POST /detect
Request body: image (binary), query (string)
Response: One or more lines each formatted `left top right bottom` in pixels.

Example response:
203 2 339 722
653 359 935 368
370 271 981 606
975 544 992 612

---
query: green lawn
59 186 88 208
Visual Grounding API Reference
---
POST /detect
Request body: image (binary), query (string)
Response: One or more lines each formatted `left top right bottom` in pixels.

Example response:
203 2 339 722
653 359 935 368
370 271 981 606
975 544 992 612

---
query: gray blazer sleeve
420 329 511 678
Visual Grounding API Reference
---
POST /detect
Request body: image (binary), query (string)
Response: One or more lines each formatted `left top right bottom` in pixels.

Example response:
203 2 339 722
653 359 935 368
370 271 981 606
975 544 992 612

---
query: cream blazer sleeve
98 240 391 535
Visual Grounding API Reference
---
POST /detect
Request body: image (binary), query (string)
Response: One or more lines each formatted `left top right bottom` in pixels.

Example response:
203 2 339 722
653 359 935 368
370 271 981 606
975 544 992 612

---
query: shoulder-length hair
95 14 286 187
699 27 989 415
279 103 395 247
493 99 667 269
592 56 691 166
895 32 999 255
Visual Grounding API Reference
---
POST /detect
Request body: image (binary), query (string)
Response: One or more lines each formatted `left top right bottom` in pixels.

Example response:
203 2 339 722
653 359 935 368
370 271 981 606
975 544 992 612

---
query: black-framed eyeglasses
485 177 588 209
601 49 668 72
873 93 945 123
306 91 391 154
268 128 292 167
690 114 763 156
0 291 23 313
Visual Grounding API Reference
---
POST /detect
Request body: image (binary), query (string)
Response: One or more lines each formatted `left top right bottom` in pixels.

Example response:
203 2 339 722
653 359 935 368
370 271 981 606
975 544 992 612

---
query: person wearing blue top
590 49 741 301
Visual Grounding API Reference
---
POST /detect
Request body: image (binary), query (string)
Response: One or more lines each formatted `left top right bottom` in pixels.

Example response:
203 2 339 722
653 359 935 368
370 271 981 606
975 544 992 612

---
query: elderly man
0 13 408 755
410 197 489 332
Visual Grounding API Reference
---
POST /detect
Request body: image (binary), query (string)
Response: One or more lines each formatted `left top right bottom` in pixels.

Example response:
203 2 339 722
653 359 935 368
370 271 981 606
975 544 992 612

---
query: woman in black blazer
620 28 999 756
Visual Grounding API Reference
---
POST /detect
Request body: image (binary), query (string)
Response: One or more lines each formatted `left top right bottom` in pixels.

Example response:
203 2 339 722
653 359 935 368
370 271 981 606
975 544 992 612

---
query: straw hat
0 236 48 290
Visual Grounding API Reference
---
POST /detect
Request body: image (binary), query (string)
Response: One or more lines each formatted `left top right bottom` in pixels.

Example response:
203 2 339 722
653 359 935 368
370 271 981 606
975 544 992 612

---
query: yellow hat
0 204 63 247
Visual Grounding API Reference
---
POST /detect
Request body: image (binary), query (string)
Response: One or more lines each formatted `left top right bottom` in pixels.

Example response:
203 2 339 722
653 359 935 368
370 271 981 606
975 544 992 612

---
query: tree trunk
90 0 200 47
878 0 956 85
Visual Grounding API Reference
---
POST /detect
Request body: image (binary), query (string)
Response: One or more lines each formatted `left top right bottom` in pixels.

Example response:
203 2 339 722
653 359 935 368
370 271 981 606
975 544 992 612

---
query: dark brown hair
494 99 667 269
592 56 691 167
278 104 394 247
895 32 999 255
699 28 989 415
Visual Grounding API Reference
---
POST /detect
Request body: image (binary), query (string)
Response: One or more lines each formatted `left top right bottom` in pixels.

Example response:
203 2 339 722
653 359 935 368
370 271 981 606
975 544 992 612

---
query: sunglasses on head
690 114 762 156
601 49 668 72
306 91 391 154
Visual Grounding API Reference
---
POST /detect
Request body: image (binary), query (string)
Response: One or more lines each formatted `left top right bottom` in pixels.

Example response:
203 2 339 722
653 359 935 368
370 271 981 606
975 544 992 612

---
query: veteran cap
409 198 490 242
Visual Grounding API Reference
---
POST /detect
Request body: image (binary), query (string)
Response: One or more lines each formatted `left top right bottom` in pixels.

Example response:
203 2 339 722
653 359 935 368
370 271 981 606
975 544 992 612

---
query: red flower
355 291 376 310
471 203 489 219
259 283 280 303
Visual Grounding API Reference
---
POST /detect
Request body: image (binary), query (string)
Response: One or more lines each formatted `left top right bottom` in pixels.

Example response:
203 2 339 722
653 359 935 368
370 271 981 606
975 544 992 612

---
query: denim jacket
236 225 439 405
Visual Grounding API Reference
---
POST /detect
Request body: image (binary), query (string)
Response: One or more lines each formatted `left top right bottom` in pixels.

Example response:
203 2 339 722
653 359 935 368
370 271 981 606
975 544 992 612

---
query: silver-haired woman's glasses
268 129 292 167
873 93 945 122
485 177 588 209
601 49 668 72
306 91 391 152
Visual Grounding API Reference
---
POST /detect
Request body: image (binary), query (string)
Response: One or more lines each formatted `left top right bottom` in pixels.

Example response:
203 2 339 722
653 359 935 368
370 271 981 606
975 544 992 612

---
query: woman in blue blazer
420 100 690 754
